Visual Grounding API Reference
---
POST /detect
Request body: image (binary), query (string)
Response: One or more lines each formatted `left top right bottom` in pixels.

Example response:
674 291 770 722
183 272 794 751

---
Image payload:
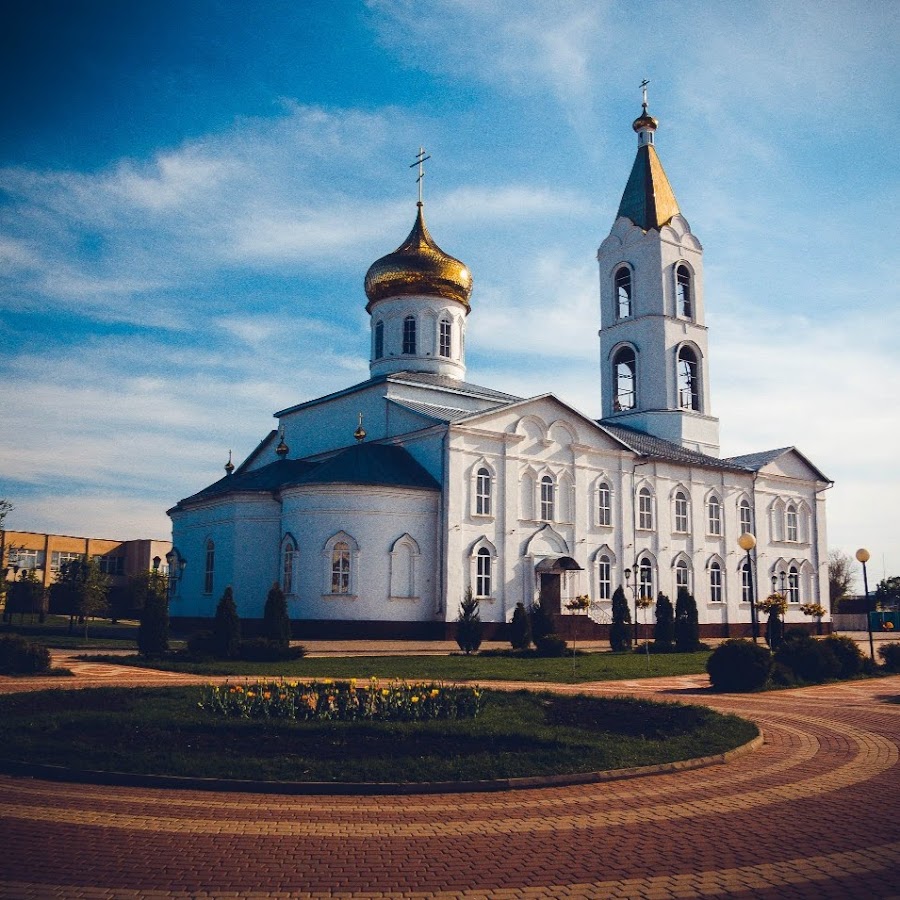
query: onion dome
224 450 235 476
364 202 472 312
275 428 289 459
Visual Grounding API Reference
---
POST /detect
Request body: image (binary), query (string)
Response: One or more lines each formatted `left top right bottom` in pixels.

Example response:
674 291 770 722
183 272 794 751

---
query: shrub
262 582 291 650
674 588 700 652
214 587 242 659
653 592 674 647
706 639 772 692
610 585 632 652
775 630 840 684
137 581 169 658
456 588 483 654
0 634 52 674
878 642 900 672
534 633 568 657
769 661 798 687
529 600 555 645
509 602 532 650
822 635 865 679
764 609 784 651
239 637 304 662
186 630 216 658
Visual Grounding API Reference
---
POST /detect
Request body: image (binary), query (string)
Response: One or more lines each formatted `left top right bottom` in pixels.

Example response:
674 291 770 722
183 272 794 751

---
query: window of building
786 504 798 542
708 494 722 535
741 561 753 604
638 487 653 530
677 346 700 411
615 266 632 318
476 547 492 598
788 565 800 603
402 315 417 355
93 555 125 576
439 318 452 358
390 535 419 599
374 321 384 360
204 540 215 594
597 482 612 526
739 499 753 535
676 264 692 317
598 555 611 600
8 548 46 570
50 550 83 572
709 561 723 602
675 559 690 593
331 542 350 594
540 475 555 522
282 538 296 594
674 491 689 533
638 558 653 599
613 347 636 411
476 467 492 516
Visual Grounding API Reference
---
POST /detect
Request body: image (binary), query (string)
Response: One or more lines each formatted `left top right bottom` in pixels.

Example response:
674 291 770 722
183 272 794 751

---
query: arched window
675 559 690 593
638 486 653 529
598 555 611 600
674 491 689 533
739 499 753 535
331 542 351 594
678 346 699 411
476 467 491 516
741 560 753 604
390 535 420 600
597 482 612 526
402 315 417 355
204 540 215 594
638 558 653 600
374 321 384 360
540 475 555 521
282 537 296 594
476 547 492 598
709 561 723 602
613 347 636 411
615 266 632 318
676 264 692 317
439 318 452 358
788 565 800 603
786 504 798 542
707 494 722 535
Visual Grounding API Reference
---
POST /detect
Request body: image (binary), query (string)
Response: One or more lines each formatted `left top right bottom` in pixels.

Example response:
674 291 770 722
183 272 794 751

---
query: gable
757 449 830 484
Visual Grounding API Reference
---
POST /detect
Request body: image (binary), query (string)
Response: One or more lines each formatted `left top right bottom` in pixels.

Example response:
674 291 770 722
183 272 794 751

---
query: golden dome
632 111 658 132
365 203 472 311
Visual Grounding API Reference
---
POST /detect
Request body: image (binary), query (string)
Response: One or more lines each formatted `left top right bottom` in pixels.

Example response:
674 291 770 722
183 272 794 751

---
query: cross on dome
410 147 431 205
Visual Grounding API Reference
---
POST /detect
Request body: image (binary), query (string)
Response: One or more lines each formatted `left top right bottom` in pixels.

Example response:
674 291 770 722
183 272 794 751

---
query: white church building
168 100 831 639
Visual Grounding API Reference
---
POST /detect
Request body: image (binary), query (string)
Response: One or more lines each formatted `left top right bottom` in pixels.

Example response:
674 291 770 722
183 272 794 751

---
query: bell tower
597 89 720 456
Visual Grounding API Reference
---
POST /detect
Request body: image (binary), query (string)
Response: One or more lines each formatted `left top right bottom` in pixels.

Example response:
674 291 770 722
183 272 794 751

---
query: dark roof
723 448 793 470
389 397 503 423
172 443 439 511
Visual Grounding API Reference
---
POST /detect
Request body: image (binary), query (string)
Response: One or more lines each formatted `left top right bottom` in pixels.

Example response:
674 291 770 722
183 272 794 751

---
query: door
539 573 561 615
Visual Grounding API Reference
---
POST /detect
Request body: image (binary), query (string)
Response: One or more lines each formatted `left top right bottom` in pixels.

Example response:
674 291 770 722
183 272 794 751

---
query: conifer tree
214 586 242 659
456 587 483 654
529 600 554 645
609 585 632 651
263 582 291 651
509 601 532 650
137 571 169 657
653 592 675 647
674 587 700 652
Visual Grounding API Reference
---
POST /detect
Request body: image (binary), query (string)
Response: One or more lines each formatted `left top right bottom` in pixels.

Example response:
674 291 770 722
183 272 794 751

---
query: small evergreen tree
263 582 292 651
456 587 483 654
674 587 700 652
765 607 784 651
509 602 532 650
609 585 632 651
529 600 555 645
214 586 242 659
653 591 675 647
137 571 169 657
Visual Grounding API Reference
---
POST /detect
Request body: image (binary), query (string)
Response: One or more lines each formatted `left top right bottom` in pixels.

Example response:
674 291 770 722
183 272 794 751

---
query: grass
78 649 713 682
0 616 184 651
0 686 756 783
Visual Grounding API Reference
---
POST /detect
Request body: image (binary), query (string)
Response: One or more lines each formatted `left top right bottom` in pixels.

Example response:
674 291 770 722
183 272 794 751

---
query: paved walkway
0 653 899 898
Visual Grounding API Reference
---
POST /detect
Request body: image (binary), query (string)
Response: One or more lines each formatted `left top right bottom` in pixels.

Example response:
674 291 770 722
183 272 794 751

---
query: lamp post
737 532 758 642
856 548 873 660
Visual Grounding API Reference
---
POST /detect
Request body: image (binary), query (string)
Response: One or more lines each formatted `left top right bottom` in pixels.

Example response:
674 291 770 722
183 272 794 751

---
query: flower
885 621 895 631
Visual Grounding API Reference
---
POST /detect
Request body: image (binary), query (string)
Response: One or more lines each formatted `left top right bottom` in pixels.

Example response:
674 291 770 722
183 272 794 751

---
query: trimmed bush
653 592 675 647
534 633 568 657
878 642 900 672
609 585 632 652
509 602 532 650
186 630 216 658
214 587 242 659
239 637 305 662
262 582 291 651
529 600 554 645
822 635 865 679
769 661 798 687
765 609 784 651
674 588 700 652
137 583 169 658
706 639 772 692
0 634 52 674
456 588 483 654
775 630 840 684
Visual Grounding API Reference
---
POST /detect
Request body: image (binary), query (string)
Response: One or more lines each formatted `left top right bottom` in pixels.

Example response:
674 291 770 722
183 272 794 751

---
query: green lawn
79 649 712 682
0 686 756 783
0 616 184 651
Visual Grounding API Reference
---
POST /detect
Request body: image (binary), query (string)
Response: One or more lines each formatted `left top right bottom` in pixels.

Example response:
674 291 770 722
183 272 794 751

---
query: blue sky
1 0 898 585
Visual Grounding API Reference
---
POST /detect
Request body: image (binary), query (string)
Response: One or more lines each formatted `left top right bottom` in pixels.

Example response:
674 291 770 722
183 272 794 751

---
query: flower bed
199 677 484 722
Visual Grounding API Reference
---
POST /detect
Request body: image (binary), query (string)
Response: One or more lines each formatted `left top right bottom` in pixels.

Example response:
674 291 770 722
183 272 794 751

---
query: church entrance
539 573 561 615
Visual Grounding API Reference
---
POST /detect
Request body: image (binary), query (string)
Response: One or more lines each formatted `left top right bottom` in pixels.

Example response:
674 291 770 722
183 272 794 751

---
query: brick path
1 654 899 898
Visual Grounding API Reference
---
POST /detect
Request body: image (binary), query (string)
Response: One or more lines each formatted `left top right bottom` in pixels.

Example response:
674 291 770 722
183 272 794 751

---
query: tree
78 559 110 638
828 550 854 607
653 592 675 647
263 582 292 650
1 498 15 613
509 602 532 650
6 570 46 623
875 576 900 610
529 600 555 645
0 498 12 529
456 587 483 654
214 586 242 659
50 559 109 636
137 571 169 657
674 587 700 652
609 585 632 652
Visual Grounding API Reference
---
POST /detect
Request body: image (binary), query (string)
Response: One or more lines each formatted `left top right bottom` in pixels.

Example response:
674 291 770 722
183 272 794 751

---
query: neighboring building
169 99 831 638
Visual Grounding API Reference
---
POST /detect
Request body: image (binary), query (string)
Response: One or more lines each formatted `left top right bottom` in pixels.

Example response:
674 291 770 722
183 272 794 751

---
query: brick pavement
0 654 898 898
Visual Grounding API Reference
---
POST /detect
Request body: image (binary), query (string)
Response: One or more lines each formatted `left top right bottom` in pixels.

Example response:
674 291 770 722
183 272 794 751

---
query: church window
638 558 653 599
598 555 611 600
331 542 351 594
540 475 555 521
741 561 753 604
709 561 723 602
204 540 215 595
282 538 296 595
613 347 636 411
476 467 491 516
788 566 800 603
677 346 700 411
402 315 417 355
674 491 689 533
707 494 722 535
598 482 612 526
374 321 384 360
476 547 492 598
390 535 419 599
615 266 632 318
739 499 753 535
676 265 692 317
638 487 653 530
439 319 452 358
675 559 690 593
786 504 798 542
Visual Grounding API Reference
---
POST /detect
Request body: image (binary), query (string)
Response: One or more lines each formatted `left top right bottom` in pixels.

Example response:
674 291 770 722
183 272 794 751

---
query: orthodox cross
640 79 650 112
410 147 431 204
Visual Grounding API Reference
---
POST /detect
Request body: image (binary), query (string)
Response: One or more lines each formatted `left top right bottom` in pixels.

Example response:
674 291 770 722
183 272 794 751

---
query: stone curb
0 733 762 796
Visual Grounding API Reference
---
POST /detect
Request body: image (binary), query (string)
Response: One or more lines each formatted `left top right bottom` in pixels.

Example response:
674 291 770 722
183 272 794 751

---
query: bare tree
828 550 854 607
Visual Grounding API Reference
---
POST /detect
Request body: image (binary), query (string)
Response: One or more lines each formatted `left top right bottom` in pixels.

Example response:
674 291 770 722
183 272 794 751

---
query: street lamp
856 548 873 660
737 532 758 642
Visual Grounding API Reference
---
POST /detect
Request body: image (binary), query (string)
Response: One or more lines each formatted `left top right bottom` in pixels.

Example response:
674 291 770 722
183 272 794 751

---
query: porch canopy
535 556 583 574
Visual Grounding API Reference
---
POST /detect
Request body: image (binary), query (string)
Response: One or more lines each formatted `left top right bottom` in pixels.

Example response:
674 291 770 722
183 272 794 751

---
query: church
168 98 831 638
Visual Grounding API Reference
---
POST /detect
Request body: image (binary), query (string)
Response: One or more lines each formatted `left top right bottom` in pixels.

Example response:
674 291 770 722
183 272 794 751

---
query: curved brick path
1 656 899 898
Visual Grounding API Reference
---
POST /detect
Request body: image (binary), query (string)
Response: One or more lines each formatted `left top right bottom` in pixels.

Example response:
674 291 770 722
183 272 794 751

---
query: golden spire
224 449 235 476
354 412 367 443
275 427 289 459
